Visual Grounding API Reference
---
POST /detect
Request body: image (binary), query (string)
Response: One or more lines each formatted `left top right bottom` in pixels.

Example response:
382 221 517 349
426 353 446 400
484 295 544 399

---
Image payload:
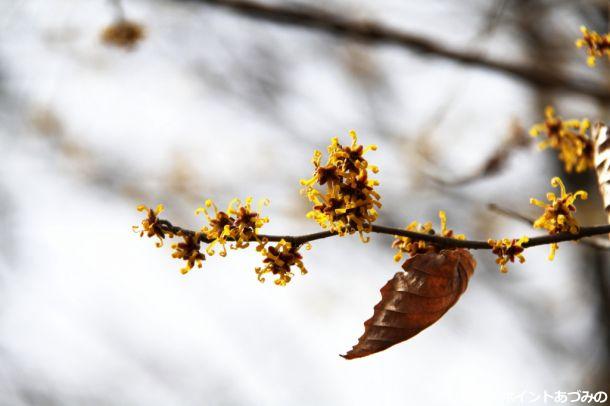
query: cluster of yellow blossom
101 19 146 49
171 232 206 275
392 211 465 262
576 26 610 67
529 106 593 173
530 177 588 260
255 240 310 286
135 129 595 285
196 198 269 257
135 198 311 284
133 204 171 247
487 237 529 273
135 198 271 275
301 131 381 241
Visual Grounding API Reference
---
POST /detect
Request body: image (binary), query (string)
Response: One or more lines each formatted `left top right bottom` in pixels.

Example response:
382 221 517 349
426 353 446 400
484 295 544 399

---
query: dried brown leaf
342 249 476 360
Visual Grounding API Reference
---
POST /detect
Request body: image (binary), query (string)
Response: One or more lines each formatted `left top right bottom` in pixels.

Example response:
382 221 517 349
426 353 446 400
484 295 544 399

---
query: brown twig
488 203 610 249
488 203 536 224
158 218 610 250
426 120 531 186
179 0 610 102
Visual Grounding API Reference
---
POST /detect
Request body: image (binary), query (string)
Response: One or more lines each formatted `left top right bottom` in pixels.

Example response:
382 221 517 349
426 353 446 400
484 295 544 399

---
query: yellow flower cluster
134 198 312 284
301 131 381 241
487 237 529 273
197 198 269 257
576 26 610 67
171 232 206 275
101 19 146 50
392 211 465 262
529 106 593 173
255 240 309 286
134 129 599 285
530 177 588 260
133 204 171 247
135 198 270 275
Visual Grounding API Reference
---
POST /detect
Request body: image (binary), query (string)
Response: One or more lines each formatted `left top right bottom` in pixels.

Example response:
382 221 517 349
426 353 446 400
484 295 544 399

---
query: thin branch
488 203 536 224
157 218 610 250
426 120 531 186
179 0 610 102
488 203 610 249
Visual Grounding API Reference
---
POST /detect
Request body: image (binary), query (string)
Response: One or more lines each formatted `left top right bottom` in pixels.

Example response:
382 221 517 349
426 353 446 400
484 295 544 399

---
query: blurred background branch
181 0 610 101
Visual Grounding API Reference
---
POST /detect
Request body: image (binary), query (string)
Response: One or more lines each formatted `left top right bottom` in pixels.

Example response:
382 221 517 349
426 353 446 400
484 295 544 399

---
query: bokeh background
0 0 609 404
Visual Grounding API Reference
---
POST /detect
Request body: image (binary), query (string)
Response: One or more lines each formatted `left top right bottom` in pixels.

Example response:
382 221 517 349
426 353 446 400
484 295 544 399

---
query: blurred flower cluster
529 106 593 173
576 26 610 67
101 19 145 49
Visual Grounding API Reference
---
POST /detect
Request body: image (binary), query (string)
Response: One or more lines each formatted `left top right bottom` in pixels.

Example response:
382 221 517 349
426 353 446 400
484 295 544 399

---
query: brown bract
342 249 476 360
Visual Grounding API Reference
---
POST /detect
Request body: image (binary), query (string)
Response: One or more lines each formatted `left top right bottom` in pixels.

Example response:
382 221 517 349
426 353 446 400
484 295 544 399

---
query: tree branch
158 218 610 250
179 0 610 102
488 203 610 249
